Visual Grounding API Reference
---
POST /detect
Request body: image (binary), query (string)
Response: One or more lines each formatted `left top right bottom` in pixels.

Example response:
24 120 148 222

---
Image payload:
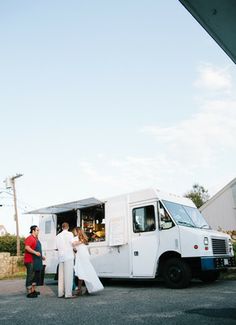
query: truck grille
211 238 227 255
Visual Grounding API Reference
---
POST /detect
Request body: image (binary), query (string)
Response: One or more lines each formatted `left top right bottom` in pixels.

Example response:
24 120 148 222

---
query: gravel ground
0 278 236 325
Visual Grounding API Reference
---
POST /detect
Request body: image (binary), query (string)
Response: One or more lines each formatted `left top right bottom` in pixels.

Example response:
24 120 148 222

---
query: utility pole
5 174 23 256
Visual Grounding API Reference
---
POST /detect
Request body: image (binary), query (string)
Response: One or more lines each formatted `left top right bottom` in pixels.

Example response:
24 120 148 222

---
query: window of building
45 220 51 234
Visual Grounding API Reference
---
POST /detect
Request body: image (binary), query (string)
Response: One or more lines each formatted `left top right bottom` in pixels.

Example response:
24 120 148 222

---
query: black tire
199 271 220 283
163 258 192 289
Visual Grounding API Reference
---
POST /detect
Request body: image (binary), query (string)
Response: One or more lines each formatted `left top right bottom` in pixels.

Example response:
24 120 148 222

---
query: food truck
28 188 235 288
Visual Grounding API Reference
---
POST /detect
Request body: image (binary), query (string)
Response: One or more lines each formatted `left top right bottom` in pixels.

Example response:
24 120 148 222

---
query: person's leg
40 265 46 286
25 263 37 298
64 259 74 298
32 271 40 294
77 279 83 295
25 263 32 294
58 262 65 297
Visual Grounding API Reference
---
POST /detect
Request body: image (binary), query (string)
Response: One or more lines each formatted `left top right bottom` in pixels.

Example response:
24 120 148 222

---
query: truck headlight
228 238 234 255
204 237 209 245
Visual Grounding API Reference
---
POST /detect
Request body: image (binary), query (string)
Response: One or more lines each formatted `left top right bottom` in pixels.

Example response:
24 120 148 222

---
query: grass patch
220 268 236 280
0 271 26 280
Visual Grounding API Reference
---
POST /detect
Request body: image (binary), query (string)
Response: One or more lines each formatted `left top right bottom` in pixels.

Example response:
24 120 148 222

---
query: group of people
56 222 104 298
24 222 104 299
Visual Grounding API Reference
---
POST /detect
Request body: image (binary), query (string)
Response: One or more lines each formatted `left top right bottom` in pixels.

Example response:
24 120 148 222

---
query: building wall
201 187 236 231
0 228 7 236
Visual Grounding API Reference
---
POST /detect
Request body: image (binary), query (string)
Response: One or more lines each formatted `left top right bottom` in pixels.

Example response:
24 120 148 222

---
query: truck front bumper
201 256 235 271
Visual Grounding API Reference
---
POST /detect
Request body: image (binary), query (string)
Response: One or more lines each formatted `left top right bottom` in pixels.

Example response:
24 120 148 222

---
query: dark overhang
179 0 236 64
26 197 103 215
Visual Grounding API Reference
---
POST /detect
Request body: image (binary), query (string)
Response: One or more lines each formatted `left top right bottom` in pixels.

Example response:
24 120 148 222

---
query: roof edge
200 177 236 211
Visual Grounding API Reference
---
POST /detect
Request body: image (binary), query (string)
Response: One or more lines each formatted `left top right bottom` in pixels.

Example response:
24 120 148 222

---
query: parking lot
0 278 235 325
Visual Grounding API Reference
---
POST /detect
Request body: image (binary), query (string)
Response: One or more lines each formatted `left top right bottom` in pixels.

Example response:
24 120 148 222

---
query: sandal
76 289 82 296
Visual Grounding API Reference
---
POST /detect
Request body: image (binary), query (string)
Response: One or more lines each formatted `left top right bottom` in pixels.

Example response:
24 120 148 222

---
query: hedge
0 235 25 256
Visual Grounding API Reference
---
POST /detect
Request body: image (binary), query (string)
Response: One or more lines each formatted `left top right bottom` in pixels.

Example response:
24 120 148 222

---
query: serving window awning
179 0 236 64
26 197 103 215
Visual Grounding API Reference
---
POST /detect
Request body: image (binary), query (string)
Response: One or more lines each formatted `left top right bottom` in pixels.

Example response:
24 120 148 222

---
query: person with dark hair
56 222 76 299
24 225 41 298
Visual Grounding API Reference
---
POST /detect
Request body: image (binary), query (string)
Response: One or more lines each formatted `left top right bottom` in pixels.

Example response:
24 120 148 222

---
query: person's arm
25 245 41 257
72 240 80 247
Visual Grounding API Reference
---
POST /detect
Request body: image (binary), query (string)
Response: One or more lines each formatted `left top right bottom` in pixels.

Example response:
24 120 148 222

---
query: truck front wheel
199 271 220 283
163 258 192 289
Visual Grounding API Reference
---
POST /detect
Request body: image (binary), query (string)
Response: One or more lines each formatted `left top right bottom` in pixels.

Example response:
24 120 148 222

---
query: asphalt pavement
0 278 236 325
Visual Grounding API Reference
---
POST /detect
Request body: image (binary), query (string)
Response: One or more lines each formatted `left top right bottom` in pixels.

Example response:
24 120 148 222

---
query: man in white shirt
56 222 76 298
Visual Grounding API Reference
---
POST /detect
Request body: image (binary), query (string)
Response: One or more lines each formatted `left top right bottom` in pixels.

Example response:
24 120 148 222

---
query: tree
0 234 25 256
184 184 210 208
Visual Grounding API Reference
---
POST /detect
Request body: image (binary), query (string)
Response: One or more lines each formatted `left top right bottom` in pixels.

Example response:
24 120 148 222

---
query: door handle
134 251 139 256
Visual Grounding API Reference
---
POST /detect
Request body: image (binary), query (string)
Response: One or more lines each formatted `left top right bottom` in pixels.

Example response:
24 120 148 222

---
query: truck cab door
131 203 159 277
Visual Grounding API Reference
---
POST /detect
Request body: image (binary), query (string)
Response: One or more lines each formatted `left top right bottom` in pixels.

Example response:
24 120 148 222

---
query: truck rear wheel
199 271 219 283
163 258 191 289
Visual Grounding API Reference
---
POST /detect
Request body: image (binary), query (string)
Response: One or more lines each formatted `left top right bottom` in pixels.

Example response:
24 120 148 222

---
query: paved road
0 278 235 325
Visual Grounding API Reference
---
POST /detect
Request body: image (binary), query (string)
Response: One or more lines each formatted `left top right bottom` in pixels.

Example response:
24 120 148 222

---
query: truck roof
26 188 196 215
120 188 196 207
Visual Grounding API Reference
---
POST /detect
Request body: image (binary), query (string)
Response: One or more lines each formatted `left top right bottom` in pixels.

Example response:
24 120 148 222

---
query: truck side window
159 202 174 230
133 205 156 233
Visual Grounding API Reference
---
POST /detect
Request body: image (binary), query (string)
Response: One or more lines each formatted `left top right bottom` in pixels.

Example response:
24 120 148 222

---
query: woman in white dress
73 228 104 295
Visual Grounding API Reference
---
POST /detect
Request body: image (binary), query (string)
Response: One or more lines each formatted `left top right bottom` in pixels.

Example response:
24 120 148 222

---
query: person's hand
35 251 41 257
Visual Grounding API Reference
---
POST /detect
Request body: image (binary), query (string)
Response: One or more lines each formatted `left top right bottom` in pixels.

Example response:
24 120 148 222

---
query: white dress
74 242 104 294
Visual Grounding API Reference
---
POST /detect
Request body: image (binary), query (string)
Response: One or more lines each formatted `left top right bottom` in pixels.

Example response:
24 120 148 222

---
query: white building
200 178 236 231
0 225 7 236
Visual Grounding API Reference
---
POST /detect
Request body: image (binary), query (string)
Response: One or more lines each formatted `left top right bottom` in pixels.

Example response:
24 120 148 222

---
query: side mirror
161 221 173 229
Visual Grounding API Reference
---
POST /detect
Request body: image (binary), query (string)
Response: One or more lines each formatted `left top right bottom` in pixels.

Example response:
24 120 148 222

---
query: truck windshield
162 200 210 229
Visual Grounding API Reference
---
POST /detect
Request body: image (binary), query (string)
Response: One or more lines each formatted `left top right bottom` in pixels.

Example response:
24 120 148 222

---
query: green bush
0 235 25 256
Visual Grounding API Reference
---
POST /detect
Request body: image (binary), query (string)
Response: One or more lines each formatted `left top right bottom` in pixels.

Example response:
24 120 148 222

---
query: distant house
0 225 8 236
200 178 236 231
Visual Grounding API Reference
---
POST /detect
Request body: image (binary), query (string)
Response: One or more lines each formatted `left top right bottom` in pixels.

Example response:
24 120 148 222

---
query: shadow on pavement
186 308 236 320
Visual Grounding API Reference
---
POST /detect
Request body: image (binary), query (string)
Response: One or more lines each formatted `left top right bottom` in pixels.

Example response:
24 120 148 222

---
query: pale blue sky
0 1 236 235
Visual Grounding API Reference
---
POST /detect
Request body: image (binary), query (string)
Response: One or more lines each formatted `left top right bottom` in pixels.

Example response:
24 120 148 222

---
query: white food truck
28 188 235 288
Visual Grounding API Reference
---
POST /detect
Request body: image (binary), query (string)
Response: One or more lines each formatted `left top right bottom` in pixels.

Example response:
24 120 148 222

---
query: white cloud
79 155 181 195
194 64 232 92
79 98 236 197
78 65 236 198
79 161 113 183
142 99 236 165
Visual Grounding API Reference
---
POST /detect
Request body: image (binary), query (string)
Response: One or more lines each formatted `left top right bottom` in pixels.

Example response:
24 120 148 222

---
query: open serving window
27 197 105 242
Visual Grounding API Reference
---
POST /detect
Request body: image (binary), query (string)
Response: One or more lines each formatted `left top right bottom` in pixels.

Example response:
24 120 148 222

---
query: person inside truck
91 230 105 242
145 217 155 231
